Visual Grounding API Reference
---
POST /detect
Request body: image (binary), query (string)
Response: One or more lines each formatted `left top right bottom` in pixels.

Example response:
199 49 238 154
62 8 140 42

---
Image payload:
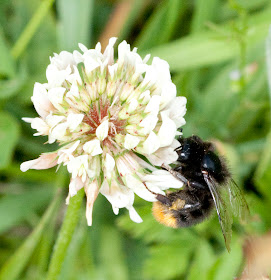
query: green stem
239 37 247 94
228 0 248 95
46 189 85 280
11 0 55 60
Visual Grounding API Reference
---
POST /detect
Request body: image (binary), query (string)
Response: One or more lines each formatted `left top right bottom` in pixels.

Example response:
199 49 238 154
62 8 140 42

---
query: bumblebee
151 135 249 251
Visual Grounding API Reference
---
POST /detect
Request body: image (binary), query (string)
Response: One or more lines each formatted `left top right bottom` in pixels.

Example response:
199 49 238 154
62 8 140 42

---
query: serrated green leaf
0 112 20 169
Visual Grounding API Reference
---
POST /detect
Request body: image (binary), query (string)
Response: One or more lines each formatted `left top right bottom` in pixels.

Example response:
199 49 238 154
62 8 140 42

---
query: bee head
175 136 204 163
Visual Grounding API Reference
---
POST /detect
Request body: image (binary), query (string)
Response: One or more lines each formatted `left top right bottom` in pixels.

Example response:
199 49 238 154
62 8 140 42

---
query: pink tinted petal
65 194 71 205
68 177 84 197
85 180 100 226
20 153 58 172
32 83 54 119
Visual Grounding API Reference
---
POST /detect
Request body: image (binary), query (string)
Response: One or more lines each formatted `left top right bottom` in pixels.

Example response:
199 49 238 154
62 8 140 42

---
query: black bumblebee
151 135 250 251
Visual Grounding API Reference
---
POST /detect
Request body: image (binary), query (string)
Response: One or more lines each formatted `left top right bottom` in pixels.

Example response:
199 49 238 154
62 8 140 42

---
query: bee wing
227 179 250 223
203 173 233 252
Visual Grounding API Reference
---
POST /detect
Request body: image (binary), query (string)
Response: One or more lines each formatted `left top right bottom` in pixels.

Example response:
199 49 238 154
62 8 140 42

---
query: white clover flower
20 38 187 225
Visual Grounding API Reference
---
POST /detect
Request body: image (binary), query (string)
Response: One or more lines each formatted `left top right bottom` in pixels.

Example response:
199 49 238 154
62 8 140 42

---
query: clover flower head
20 38 187 225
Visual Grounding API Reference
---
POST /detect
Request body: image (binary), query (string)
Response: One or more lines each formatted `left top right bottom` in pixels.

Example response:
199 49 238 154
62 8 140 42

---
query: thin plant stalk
0 189 62 280
46 189 85 280
11 0 55 60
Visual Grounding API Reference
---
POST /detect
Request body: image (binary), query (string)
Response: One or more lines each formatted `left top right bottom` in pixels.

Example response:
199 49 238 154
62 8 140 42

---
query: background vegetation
0 0 271 279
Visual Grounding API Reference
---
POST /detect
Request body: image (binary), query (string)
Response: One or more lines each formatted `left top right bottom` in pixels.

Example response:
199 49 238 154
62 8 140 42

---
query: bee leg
187 180 206 190
181 202 201 212
161 163 171 171
161 164 189 185
142 182 172 206
161 164 205 190
156 194 172 206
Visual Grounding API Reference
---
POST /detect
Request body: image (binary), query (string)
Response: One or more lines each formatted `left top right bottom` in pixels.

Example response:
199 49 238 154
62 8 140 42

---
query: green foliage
143 8 271 71
0 190 62 280
0 187 54 234
0 112 20 169
254 131 271 200
0 30 15 78
135 0 185 50
57 0 94 52
0 0 271 279
187 240 216 280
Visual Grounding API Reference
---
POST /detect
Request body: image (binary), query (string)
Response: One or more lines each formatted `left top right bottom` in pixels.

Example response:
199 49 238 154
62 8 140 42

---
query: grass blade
0 189 62 280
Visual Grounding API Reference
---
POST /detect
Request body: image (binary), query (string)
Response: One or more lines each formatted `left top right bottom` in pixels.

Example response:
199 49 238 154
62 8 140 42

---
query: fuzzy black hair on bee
151 135 249 252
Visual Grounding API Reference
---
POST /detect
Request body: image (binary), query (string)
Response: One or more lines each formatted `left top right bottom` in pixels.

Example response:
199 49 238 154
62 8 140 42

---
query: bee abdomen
152 201 179 228
173 203 213 227
152 192 214 228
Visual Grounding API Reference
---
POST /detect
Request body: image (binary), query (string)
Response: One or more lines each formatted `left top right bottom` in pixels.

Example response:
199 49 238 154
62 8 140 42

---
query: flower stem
11 0 55 60
46 189 85 280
